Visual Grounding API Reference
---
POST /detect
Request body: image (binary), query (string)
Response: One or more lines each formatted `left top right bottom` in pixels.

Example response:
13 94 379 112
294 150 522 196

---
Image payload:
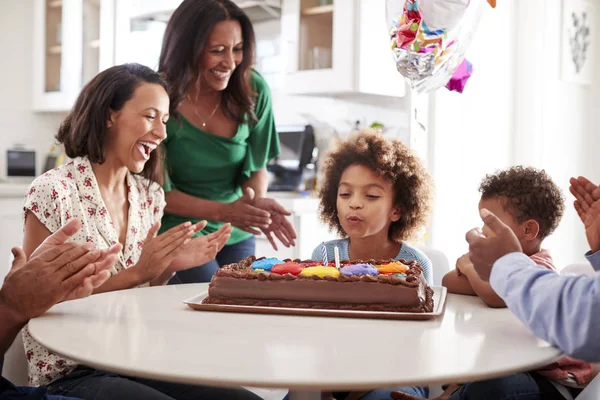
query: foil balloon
386 0 493 93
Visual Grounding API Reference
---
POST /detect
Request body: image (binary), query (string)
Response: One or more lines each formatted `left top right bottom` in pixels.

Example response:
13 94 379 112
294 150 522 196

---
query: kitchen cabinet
0 190 28 282
280 0 406 97
32 0 116 112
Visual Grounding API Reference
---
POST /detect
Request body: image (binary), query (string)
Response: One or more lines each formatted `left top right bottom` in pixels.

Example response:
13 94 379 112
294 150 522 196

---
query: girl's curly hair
318 129 433 242
479 166 565 240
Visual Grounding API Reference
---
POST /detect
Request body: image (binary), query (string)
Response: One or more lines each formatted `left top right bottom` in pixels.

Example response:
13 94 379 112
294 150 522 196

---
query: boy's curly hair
318 129 433 242
479 166 565 240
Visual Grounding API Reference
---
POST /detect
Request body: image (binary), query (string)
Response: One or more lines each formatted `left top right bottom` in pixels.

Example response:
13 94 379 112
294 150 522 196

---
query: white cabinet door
0 198 25 283
281 0 356 94
33 0 116 112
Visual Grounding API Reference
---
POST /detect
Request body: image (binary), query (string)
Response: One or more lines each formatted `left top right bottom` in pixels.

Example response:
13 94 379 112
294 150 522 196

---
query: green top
160 70 280 245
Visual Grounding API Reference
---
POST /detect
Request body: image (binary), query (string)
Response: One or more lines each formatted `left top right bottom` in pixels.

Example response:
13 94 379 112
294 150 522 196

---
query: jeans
282 387 428 400
169 236 256 284
1 376 79 400
448 373 578 400
46 366 262 400
360 386 429 400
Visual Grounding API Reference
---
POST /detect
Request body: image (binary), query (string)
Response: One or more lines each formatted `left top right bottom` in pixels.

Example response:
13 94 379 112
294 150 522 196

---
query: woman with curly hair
310 129 433 400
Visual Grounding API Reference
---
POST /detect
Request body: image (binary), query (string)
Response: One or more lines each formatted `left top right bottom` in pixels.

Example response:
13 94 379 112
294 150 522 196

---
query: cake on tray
202 256 434 313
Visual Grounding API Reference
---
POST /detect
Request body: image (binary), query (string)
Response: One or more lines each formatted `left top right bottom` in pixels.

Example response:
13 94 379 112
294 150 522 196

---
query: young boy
436 166 593 400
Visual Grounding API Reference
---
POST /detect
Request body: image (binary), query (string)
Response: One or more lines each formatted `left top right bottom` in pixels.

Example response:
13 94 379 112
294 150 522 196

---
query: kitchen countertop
267 191 319 214
0 181 32 198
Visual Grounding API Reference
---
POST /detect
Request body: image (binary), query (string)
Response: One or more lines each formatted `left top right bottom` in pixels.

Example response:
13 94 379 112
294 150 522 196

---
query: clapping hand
570 176 600 253
252 193 297 251
168 222 232 270
0 218 120 324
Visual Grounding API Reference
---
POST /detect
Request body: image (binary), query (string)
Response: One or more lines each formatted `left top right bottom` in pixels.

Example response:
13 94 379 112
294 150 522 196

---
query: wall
427 0 517 265
428 0 600 269
0 0 66 180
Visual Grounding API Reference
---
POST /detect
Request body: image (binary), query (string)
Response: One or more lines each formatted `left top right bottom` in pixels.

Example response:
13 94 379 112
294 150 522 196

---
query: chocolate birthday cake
202 256 434 313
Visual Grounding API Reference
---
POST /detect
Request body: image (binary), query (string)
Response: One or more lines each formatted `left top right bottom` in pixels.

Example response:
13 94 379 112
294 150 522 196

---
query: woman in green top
158 0 297 283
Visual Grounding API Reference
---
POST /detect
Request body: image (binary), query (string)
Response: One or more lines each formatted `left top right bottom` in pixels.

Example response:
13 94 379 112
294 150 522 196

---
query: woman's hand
253 197 297 251
222 188 272 234
168 222 232 271
132 221 196 284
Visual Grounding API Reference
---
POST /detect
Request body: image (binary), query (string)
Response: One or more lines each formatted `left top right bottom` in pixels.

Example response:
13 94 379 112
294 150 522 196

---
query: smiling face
198 20 244 92
336 164 401 240
105 82 170 173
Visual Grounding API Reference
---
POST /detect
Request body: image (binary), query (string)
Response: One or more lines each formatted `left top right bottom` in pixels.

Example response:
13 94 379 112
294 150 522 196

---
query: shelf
302 4 334 16
48 0 62 8
47 45 62 55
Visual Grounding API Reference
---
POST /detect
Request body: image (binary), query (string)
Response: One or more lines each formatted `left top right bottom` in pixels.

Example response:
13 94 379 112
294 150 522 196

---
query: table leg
288 390 321 400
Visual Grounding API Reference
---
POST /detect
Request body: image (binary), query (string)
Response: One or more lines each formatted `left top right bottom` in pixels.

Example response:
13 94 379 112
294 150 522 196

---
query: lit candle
334 246 340 270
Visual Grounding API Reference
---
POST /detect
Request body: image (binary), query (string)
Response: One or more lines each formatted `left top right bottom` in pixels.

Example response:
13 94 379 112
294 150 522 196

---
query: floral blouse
22 156 165 386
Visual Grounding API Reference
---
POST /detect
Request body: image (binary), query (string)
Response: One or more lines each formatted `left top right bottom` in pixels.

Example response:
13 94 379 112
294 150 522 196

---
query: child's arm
442 269 477 295
458 254 506 308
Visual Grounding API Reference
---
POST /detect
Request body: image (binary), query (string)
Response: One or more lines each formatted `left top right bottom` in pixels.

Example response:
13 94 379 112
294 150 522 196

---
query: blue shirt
311 238 433 284
491 251 600 361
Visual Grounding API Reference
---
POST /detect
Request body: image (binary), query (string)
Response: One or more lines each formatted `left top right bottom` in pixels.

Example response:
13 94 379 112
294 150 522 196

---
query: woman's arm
242 168 269 199
164 190 228 221
164 189 270 232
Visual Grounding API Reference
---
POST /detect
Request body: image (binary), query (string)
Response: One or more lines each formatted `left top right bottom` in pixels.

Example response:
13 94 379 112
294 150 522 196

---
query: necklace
188 95 221 128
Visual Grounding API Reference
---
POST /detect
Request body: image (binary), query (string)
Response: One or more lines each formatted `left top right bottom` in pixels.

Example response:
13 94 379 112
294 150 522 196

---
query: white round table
29 283 562 400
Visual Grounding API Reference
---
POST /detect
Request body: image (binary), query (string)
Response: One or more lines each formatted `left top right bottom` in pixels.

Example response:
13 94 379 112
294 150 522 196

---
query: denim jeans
448 373 578 400
169 236 256 284
360 386 429 400
282 387 428 400
46 366 261 400
1 376 79 400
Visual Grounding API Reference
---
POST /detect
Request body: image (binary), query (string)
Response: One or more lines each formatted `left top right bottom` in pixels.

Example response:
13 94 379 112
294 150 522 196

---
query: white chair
560 262 595 277
1 333 28 386
417 246 450 286
575 373 600 399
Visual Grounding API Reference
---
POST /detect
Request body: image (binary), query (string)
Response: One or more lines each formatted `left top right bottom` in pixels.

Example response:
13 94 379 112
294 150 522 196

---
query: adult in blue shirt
466 175 600 361
1 219 119 399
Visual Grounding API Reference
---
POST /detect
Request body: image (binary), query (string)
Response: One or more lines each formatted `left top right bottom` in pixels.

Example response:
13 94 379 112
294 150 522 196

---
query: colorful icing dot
395 273 407 278
254 268 265 273
251 258 284 271
299 266 340 278
340 264 379 277
376 261 409 275
271 261 305 276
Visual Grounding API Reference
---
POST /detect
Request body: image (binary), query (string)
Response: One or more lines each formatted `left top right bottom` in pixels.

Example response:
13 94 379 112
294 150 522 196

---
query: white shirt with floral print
22 156 165 386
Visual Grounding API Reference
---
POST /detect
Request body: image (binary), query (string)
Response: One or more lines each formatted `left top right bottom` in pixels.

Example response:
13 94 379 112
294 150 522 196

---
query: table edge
26 319 565 390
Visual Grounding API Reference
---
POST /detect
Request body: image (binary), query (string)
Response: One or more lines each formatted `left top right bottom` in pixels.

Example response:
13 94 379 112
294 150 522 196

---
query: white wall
428 0 600 269
0 0 66 180
428 0 516 264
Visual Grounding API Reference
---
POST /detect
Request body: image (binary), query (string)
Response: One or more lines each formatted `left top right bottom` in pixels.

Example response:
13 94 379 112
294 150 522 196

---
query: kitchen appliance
6 148 36 180
268 125 316 192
